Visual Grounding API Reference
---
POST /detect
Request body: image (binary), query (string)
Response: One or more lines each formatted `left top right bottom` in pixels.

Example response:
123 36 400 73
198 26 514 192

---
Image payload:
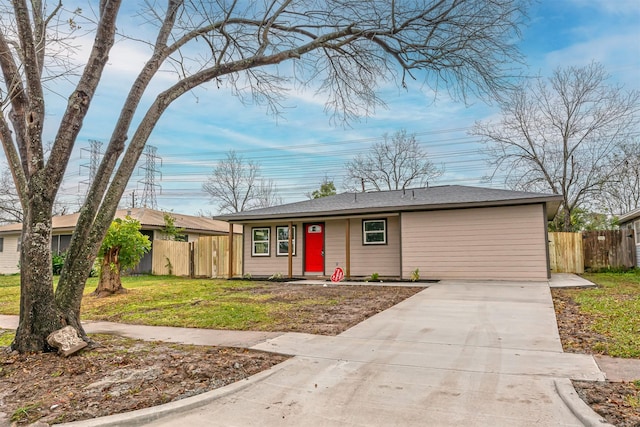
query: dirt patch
0 335 287 425
0 283 422 425
552 288 640 426
572 380 640 427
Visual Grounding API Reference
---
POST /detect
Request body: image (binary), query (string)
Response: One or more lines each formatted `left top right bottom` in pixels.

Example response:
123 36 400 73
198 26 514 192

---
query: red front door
304 223 324 273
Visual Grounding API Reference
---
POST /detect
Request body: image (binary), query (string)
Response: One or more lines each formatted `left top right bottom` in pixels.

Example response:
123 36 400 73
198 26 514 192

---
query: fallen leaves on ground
552 288 640 427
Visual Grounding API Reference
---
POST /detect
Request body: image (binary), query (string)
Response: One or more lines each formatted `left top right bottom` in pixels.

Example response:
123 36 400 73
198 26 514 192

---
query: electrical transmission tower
138 145 162 210
79 139 103 194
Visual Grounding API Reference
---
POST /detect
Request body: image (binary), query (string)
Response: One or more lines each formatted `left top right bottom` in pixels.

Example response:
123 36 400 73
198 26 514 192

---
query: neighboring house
219 185 562 281
0 208 241 275
619 208 640 267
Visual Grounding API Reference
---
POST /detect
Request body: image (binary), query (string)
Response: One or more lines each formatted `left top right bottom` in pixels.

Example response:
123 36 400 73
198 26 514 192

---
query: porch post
288 221 293 279
345 219 351 278
227 223 234 279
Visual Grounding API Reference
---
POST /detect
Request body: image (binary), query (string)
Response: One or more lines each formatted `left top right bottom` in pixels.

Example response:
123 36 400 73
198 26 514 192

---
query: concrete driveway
134 280 604 427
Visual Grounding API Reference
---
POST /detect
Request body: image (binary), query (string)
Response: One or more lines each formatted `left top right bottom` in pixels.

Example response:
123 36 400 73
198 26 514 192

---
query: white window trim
276 225 296 256
634 220 640 245
363 219 387 245
252 227 270 256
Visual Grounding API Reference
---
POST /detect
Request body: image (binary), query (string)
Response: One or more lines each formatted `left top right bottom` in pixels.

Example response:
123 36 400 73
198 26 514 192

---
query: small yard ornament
331 267 345 283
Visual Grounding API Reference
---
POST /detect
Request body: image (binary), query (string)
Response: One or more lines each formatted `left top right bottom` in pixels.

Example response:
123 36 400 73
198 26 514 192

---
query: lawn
0 275 420 333
571 270 640 358
0 275 321 330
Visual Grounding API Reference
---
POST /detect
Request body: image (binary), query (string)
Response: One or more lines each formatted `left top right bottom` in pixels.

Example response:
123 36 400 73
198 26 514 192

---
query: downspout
543 203 552 279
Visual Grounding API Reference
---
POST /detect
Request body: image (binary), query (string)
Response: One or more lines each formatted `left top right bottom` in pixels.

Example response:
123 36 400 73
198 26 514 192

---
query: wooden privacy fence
194 235 243 278
549 232 584 274
152 235 243 277
548 230 636 273
583 230 636 271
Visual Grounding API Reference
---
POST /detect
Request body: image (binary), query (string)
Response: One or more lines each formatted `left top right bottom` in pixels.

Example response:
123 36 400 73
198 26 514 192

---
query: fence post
227 223 234 279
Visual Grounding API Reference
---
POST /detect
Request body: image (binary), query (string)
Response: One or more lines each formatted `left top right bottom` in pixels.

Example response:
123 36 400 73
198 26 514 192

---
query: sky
4 0 640 216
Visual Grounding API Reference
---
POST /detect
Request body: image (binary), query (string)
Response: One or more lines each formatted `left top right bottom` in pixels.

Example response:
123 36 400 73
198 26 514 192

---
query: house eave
619 208 640 224
221 196 562 223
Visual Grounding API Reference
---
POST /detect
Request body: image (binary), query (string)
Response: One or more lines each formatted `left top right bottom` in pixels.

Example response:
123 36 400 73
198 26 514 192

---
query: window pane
252 228 270 255
365 221 385 231
254 242 269 254
278 228 289 240
276 226 295 255
254 229 269 241
366 232 385 243
363 220 386 245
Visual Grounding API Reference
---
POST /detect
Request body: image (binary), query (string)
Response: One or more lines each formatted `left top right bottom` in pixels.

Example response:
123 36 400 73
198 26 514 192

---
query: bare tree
203 151 280 213
254 178 283 210
601 140 640 215
344 130 443 191
1 0 529 353
0 165 71 224
0 167 23 224
472 63 640 231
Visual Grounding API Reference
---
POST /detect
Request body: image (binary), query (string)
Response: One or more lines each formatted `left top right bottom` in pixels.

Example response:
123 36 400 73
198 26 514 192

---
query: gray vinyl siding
401 205 548 281
242 222 303 276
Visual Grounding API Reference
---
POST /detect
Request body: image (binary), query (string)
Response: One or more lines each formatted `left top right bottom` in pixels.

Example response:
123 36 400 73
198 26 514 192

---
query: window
363 219 387 245
276 226 296 256
0 237 3 252
252 227 270 256
635 221 640 245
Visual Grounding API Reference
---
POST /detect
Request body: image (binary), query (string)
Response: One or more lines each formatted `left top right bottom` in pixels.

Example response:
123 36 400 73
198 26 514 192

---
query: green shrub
52 252 66 275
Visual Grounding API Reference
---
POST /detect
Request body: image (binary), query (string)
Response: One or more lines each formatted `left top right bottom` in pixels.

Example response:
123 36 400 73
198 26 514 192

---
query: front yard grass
570 270 640 358
0 275 372 331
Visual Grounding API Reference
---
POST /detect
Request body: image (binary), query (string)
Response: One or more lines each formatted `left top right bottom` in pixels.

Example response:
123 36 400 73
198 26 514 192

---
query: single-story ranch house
0 208 241 275
219 185 562 281
620 208 640 268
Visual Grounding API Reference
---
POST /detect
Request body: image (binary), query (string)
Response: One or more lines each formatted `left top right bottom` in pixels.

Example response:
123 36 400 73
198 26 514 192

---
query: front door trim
304 222 325 274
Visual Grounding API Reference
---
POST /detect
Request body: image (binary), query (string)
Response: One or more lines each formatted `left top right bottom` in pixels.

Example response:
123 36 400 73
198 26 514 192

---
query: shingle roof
217 185 563 222
0 208 241 235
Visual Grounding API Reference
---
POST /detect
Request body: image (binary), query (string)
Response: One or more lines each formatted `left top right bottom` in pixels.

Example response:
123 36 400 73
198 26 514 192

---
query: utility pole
138 145 162 210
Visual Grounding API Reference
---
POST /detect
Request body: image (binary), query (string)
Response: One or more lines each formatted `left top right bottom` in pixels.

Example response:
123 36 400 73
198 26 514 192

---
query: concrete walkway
0 277 615 426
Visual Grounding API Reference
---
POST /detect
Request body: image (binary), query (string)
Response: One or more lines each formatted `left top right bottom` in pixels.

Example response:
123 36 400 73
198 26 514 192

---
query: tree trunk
93 249 125 297
563 208 572 232
12 196 63 353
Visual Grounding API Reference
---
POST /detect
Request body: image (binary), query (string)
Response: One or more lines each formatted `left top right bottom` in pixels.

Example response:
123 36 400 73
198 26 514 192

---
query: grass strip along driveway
552 269 640 427
553 270 640 358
